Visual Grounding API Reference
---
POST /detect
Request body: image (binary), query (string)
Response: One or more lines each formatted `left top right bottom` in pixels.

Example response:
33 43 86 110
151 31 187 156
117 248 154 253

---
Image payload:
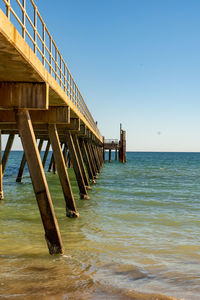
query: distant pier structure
103 124 126 163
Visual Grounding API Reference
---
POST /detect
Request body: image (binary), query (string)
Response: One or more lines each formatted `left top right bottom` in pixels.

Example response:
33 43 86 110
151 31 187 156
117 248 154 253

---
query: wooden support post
98 146 103 167
16 152 26 182
95 145 102 169
103 137 105 162
121 130 126 163
2 134 15 174
42 140 50 167
90 143 99 173
48 153 56 173
80 140 95 183
48 153 54 172
109 149 111 162
15 109 63 254
53 159 57 174
66 132 88 199
16 139 44 182
49 124 79 217
62 143 67 164
86 142 98 177
93 145 101 171
115 148 118 160
72 135 90 189
0 130 4 200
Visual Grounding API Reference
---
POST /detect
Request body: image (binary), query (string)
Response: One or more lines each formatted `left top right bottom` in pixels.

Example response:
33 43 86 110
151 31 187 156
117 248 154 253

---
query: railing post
34 4 37 54
6 0 10 19
22 0 26 39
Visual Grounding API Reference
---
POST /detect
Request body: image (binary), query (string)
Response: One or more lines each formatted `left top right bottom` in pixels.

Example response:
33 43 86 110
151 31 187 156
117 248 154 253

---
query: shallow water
0 151 200 299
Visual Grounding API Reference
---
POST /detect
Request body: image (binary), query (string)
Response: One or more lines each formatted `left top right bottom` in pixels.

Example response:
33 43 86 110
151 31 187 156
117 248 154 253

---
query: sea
0 151 200 300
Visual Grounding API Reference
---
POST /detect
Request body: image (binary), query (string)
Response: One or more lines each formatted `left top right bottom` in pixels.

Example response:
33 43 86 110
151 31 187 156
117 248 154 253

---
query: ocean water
0 151 200 300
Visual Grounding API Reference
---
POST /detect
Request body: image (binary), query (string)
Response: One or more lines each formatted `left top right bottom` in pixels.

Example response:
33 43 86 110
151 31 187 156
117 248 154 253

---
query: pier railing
104 139 119 145
0 0 101 139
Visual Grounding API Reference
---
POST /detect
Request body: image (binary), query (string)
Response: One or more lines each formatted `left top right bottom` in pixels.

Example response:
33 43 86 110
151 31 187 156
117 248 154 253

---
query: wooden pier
103 124 126 163
0 0 126 254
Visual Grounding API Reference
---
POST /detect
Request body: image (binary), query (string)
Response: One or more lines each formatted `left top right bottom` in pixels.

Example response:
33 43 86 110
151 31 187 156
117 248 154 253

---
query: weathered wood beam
15 109 63 254
115 148 118 160
48 153 54 173
109 149 111 162
16 152 26 183
42 140 50 168
2 134 15 174
0 82 49 109
90 143 100 173
49 124 79 217
0 130 4 200
103 137 105 162
66 132 88 199
80 139 95 183
93 145 101 171
16 139 44 182
0 107 69 124
72 135 90 188
85 141 98 177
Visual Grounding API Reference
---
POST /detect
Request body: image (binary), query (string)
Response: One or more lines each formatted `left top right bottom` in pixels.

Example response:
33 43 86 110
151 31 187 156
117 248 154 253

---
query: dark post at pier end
103 124 126 163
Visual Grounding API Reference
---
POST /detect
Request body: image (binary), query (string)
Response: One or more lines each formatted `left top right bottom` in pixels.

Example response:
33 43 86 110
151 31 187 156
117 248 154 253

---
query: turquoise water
0 151 200 299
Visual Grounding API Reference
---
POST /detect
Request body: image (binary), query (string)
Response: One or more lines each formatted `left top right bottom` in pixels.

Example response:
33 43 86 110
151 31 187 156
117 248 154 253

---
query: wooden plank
2 134 15 174
15 109 63 254
0 130 4 200
49 124 79 217
0 82 49 109
72 135 90 188
66 132 88 199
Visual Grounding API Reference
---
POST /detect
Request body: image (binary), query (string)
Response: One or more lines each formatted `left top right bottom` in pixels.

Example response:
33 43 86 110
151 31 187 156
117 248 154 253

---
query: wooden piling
72 135 90 188
15 109 63 254
115 148 118 160
121 130 126 163
0 130 4 200
90 144 100 173
66 132 88 199
87 142 98 177
16 139 44 182
93 145 101 171
49 124 79 217
16 152 26 182
103 137 105 162
2 134 15 174
42 140 50 168
109 149 111 162
80 139 95 182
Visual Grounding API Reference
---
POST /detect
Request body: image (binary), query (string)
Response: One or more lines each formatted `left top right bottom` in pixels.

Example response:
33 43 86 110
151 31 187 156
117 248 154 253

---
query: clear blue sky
4 0 200 151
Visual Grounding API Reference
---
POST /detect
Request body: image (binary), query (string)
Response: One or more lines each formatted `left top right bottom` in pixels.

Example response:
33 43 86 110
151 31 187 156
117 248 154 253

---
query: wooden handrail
0 0 102 140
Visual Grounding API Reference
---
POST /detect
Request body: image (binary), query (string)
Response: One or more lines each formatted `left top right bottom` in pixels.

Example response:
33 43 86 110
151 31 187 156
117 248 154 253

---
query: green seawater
0 151 200 299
